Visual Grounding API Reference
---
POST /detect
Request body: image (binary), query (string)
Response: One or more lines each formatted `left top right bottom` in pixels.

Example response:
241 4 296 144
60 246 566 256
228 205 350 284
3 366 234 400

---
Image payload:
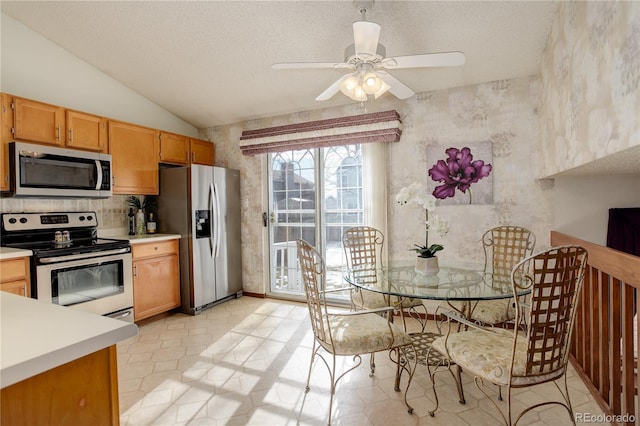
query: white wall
554 175 640 245
0 13 197 137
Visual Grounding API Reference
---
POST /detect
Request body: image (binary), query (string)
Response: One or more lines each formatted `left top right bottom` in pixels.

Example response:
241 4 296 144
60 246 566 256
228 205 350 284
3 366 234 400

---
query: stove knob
19 218 27 224
79 216 85 221
8 218 16 224
87 215 93 221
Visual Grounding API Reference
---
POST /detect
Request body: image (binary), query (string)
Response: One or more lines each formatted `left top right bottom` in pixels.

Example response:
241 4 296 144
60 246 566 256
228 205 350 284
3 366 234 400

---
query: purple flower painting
427 144 493 205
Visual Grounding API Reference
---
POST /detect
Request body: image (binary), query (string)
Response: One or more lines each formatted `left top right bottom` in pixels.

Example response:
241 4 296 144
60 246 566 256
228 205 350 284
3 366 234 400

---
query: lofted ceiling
1 1 560 129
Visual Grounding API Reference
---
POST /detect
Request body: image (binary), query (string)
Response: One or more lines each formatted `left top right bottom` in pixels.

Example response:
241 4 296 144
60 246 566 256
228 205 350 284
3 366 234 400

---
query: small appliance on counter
0 211 134 322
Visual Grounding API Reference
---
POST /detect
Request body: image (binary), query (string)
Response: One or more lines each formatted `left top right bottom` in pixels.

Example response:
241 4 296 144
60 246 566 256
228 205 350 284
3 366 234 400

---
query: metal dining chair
342 226 428 332
428 245 588 424
296 239 417 425
438 225 536 330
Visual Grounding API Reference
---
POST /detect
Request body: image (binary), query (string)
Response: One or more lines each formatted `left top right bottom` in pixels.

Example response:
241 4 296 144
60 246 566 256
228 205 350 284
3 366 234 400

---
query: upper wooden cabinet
13 97 66 147
0 93 14 191
8 96 108 153
159 131 190 165
65 110 108 152
109 120 159 195
189 138 215 166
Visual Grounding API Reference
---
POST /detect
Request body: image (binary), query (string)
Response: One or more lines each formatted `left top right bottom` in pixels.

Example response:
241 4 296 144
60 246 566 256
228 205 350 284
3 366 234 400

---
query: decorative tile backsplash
1 195 130 233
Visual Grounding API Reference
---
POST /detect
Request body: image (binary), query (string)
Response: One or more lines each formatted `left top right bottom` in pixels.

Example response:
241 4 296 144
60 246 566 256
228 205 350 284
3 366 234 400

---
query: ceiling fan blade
272 62 350 69
315 75 350 101
375 70 415 99
380 51 466 69
353 20 381 55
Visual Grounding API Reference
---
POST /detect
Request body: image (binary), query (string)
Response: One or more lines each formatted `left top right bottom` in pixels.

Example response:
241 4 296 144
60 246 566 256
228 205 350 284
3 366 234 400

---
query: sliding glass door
267 145 363 298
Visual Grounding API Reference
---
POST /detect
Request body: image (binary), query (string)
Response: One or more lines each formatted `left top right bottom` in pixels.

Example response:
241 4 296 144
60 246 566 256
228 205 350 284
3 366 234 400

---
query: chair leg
454 365 466 404
305 340 318 393
369 352 376 376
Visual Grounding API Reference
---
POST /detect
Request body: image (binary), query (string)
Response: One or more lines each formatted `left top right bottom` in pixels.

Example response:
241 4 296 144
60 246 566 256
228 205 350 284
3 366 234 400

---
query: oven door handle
38 247 130 264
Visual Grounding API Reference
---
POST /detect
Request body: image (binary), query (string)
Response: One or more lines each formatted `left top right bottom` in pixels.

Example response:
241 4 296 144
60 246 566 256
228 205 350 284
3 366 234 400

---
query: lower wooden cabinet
132 239 180 321
1 346 120 426
0 257 31 297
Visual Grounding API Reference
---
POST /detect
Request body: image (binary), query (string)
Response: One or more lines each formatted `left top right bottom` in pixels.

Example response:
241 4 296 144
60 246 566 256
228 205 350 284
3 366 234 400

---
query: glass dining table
343 261 526 399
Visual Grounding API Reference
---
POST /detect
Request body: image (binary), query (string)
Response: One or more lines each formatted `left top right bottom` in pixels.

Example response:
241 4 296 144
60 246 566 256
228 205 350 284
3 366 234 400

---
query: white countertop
112 233 181 244
0 247 33 260
0 292 138 388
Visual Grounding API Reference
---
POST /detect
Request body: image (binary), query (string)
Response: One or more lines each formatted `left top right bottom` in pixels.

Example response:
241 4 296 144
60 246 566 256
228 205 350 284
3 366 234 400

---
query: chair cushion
431 329 564 386
353 288 389 310
322 313 413 355
396 297 424 308
470 299 516 325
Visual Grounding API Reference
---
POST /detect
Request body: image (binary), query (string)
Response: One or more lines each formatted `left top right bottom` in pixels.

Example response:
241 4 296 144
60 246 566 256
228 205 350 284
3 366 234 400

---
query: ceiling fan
272 1 465 102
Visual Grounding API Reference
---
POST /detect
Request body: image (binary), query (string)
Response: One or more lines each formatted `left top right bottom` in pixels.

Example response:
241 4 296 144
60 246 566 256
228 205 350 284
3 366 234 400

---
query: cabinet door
66 110 108 153
159 132 189 165
133 254 180 321
0 93 13 191
108 120 159 195
0 280 29 297
13 97 65 147
0 257 31 297
189 138 215 166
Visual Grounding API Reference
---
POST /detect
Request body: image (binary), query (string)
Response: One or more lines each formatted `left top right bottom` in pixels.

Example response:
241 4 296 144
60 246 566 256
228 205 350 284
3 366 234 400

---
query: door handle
262 212 268 227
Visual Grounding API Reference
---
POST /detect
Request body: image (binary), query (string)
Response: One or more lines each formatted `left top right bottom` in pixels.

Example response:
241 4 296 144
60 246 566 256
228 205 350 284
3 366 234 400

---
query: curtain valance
239 110 402 156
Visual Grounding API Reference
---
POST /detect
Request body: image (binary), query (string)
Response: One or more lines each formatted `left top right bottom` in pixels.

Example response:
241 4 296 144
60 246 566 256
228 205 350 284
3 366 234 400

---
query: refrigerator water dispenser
195 210 211 239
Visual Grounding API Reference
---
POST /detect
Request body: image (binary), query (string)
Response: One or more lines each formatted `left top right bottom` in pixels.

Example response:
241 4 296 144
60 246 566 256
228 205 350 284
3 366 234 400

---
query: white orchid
396 181 449 258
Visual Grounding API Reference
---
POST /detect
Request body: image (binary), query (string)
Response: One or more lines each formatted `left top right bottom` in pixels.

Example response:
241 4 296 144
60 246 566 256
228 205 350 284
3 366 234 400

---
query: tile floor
117 297 608 425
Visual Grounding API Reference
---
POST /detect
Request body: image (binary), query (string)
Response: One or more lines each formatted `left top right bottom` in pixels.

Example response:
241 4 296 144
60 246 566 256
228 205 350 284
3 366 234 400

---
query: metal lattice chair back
342 226 384 284
483 225 536 279
513 245 588 380
296 239 331 348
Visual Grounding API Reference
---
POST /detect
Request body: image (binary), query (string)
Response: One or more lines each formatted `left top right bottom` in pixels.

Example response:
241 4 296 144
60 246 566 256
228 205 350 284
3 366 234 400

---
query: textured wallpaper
202 75 552 295
538 1 640 177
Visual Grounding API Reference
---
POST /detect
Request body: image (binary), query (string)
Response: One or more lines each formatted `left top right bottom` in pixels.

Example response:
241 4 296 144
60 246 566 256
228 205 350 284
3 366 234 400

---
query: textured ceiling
1 1 559 129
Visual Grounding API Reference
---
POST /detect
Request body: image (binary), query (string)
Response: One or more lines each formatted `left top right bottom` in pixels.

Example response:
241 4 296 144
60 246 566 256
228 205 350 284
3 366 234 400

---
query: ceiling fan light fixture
374 80 391 99
362 71 382 94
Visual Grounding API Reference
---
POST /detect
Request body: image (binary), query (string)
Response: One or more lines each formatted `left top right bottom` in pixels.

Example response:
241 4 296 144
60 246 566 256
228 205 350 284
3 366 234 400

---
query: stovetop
1 211 130 258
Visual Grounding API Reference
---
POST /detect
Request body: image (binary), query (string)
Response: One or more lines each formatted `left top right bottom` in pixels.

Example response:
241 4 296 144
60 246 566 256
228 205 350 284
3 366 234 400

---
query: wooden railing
551 231 640 425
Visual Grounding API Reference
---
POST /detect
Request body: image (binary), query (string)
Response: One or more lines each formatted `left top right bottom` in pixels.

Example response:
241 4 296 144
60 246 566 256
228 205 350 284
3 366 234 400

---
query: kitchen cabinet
132 239 180 321
1 346 119 426
65 109 108 153
12 96 66 147
159 131 190 165
0 257 31 297
108 120 159 195
7 95 108 153
0 93 13 191
189 138 215 166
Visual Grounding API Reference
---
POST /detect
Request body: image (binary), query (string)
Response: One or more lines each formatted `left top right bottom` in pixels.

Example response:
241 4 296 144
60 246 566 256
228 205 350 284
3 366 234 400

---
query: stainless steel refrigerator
158 165 242 314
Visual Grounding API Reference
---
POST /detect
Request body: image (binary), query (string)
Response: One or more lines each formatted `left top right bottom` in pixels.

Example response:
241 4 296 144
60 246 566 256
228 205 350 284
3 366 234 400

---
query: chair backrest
296 239 332 347
511 245 588 379
483 226 536 281
342 226 384 284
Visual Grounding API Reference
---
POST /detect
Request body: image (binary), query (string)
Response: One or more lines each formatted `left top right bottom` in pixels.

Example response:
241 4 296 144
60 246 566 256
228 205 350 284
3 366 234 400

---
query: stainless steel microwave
6 141 112 198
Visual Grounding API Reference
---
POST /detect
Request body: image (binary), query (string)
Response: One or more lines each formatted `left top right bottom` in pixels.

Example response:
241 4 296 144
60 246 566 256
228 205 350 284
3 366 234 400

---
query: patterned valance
239 110 402 156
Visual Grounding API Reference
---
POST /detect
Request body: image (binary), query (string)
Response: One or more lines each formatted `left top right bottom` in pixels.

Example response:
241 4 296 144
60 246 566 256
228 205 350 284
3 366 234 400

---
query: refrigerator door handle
209 182 215 258
213 182 222 258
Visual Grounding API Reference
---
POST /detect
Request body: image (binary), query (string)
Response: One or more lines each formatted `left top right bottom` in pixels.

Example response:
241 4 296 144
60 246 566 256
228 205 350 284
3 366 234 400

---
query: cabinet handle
22 283 27 296
68 128 73 143
56 126 60 140
133 265 138 277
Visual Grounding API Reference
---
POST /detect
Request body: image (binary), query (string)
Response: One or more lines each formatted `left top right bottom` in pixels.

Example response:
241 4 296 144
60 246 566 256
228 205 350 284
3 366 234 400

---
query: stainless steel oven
1 212 134 322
